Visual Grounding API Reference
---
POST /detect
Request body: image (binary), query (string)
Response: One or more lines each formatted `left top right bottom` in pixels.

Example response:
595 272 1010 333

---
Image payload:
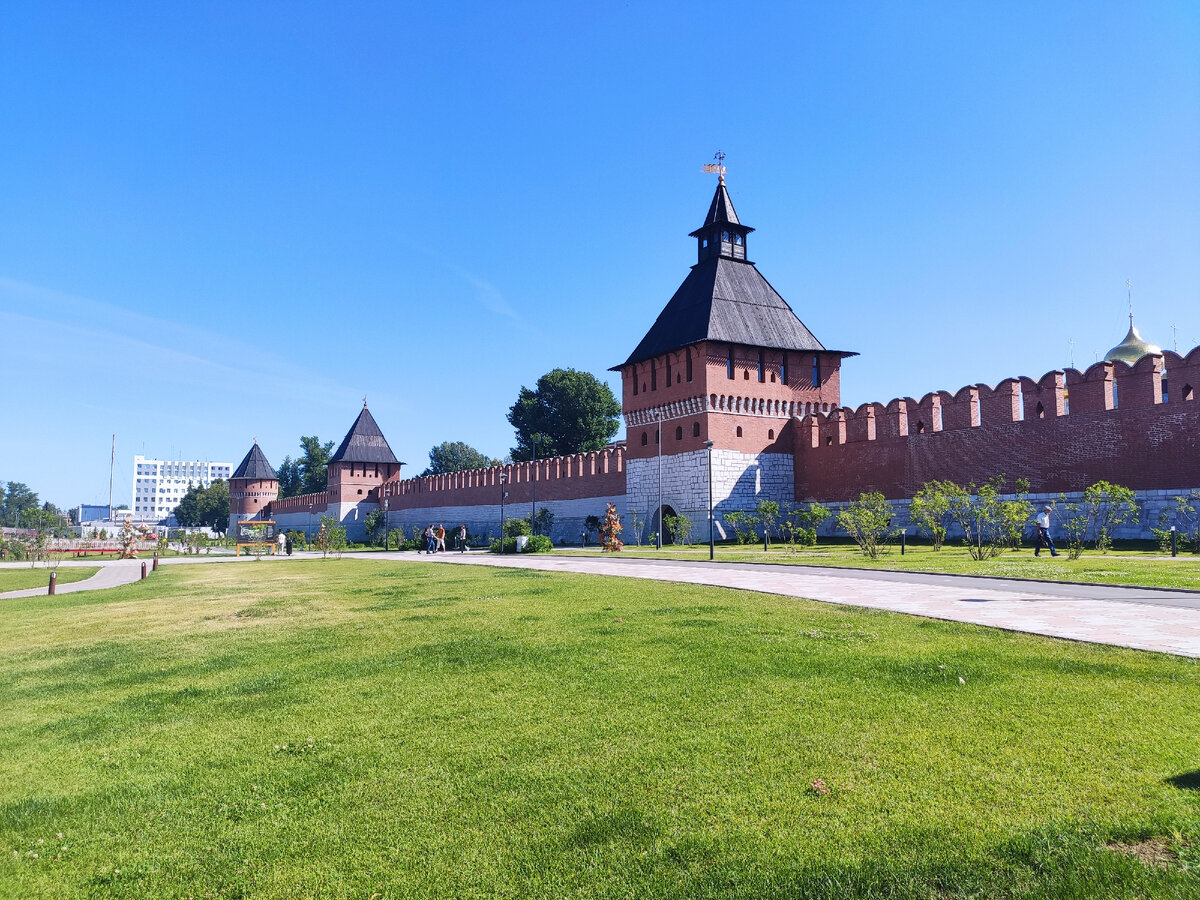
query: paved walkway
366 551 1200 658
0 554 284 599
5 552 1200 658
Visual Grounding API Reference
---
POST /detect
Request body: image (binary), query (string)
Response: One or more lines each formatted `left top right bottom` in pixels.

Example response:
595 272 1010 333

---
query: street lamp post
1171 525 1178 558
656 411 663 550
705 440 714 561
500 473 509 554
382 498 389 551
530 435 539 535
308 503 313 539
900 527 907 555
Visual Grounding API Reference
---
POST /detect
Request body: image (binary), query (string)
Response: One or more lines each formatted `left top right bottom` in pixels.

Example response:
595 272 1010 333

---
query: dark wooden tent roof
617 256 850 368
617 178 854 369
231 442 277 480
329 406 399 465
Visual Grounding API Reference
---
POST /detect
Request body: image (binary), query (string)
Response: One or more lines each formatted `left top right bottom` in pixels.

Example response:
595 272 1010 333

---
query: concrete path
5 551 1200 658
370 551 1200 658
0 553 289 599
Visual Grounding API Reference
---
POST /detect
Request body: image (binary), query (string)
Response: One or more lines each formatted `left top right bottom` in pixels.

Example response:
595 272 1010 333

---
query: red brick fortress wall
795 348 1200 501
382 446 626 510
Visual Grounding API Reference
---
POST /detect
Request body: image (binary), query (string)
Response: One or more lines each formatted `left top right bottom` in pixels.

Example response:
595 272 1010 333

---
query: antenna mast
108 434 116 517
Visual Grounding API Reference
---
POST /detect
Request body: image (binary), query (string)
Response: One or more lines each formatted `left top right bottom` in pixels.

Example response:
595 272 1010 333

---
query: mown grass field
0 566 98 593
2 559 1199 899
558 543 1200 591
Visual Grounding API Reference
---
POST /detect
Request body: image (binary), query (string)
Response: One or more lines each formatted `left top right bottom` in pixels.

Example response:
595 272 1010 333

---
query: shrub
489 534 551 553
662 513 693 545
947 476 1032 561
756 500 780 549
909 481 958 550
526 534 553 553
1058 481 1139 558
503 517 532 538
837 492 892 559
724 510 759 544
781 503 830 551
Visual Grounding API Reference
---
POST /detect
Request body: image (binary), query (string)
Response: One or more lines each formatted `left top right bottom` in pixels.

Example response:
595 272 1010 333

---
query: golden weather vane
701 150 727 181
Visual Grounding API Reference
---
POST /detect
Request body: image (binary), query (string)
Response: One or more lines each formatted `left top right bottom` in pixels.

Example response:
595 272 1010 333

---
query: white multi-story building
132 456 234 521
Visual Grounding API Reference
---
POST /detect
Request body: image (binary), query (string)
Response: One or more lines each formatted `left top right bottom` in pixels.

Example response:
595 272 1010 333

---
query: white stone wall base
388 495 627 546
625 450 794 543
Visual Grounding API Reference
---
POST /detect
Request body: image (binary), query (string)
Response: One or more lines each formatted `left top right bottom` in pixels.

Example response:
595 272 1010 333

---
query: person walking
1034 505 1058 557
422 525 434 554
435 524 446 553
458 524 468 552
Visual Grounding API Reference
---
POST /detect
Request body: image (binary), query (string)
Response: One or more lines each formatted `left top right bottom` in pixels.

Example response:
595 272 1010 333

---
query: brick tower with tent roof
613 170 856 539
227 441 279 536
324 400 404 537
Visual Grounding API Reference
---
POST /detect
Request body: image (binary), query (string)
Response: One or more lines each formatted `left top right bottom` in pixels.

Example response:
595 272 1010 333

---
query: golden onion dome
1104 319 1162 364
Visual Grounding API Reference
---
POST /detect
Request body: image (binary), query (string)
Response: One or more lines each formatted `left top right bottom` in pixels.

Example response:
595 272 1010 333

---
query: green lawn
2 560 1198 899
0 566 98 593
559 543 1200 590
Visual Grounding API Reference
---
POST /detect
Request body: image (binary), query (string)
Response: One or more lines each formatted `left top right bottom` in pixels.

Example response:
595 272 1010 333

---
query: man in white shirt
1035 505 1058 557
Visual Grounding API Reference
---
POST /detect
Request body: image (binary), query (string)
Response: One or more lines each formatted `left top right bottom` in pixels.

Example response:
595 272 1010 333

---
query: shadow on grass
1166 770 1200 791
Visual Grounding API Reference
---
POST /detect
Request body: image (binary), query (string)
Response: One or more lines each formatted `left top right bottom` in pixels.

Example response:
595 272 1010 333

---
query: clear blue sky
2 1 1197 509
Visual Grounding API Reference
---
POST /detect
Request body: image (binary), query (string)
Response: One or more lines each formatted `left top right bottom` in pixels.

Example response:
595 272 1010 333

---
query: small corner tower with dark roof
228 441 279 535
613 172 855 539
326 401 403 517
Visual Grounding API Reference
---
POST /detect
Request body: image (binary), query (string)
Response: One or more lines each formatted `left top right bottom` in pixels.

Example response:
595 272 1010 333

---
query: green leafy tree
532 508 555 537
837 492 893 559
19 507 62 535
298 437 335 495
662 513 693 545
723 510 760 545
756 500 780 549
628 508 645 547
1153 490 1200 554
947 476 1033 561
2 481 39 527
507 368 621 461
503 517 532 538
1058 481 1139 558
315 515 347 559
781 503 831 550
909 480 960 551
276 456 302 498
583 514 602 545
421 441 500 476
364 508 387 547
175 480 230 534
